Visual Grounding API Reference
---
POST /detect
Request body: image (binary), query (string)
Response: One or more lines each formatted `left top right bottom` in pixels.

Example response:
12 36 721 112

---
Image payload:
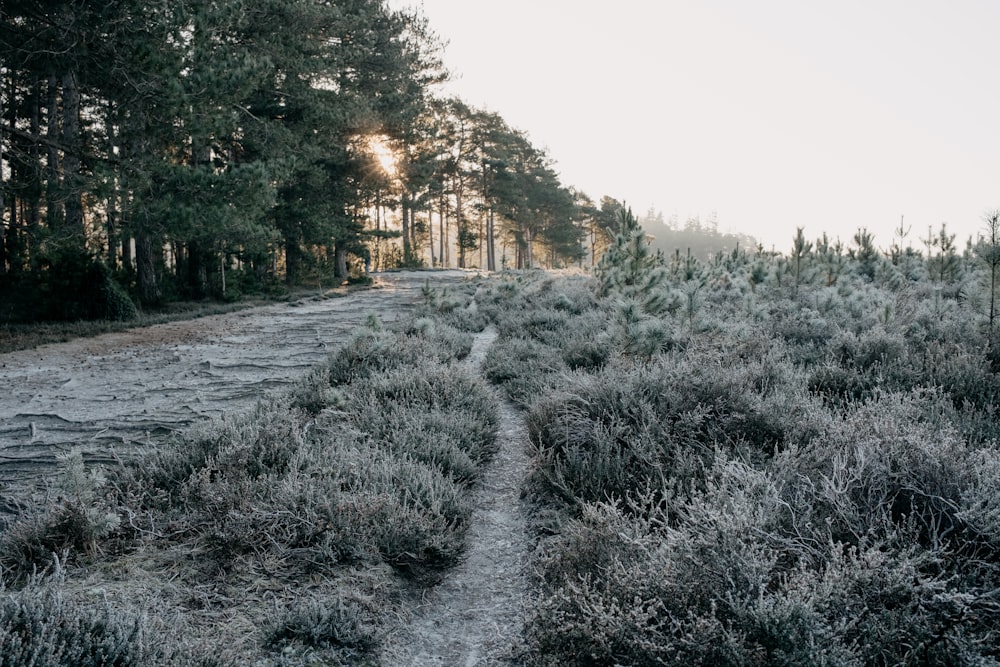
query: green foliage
1 0 449 308
0 450 123 583
925 223 962 283
790 226 812 291
595 208 671 314
0 250 137 324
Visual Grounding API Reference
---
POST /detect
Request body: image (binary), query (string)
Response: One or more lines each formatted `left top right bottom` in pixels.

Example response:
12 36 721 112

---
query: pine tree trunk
105 102 119 268
456 178 465 269
438 196 446 267
136 232 161 306
428 204 436 267
187 240 208 298
0 69 5 275
444 209 450 267
401 196 411 262
4 195 16 274
285 240 300 285
409 208 419 260
334 243 348 283
45 73 62 230
524 227 534 269
487 206 495 271
61 69 84 243
26 77 42 269
122 235 132 269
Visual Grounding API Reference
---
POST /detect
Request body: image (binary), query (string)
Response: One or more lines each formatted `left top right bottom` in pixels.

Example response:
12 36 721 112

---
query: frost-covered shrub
266 596 378 655
545 278 601 314
347 362 499 484
906 285 973 347
400 317 474 360
807 363 877 405
482 336 567 406
338 446 472 572
0 450 124 582
325 322 471 388
829 327 908 371
474 274 524 319
526 436 1000 666
440 305 489 333
609 298 679 358
326 327 426 386
0 589 150 667
526 354 803 507
769 301 837 350
496 308 570 346
773 393 1000 564
559 310 614 370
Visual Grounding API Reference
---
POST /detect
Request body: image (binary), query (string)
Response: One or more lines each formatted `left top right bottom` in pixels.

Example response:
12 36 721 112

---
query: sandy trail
0 271 476 496
380 326 533 667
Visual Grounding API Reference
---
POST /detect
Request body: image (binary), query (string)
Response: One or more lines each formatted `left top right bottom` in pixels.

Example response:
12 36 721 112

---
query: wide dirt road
0 270 479 496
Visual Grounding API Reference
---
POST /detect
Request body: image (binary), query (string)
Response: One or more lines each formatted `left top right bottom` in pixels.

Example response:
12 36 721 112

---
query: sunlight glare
367 134 398 177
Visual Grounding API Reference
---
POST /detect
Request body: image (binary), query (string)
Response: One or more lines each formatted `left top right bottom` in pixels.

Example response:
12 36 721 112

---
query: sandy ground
380 326 533 667
0 270 478 499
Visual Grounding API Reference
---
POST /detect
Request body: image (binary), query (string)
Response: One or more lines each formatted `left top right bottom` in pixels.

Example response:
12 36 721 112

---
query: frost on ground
380 325 533 667
0 270 475 495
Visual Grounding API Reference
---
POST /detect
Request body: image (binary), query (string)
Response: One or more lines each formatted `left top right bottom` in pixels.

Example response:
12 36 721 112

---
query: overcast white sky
389 0 999 251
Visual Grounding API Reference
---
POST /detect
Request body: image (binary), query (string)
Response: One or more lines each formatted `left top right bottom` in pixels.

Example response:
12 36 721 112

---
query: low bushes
323 317 473 389
483 337 567 407
0 589 144 667
516 266 1000 665
0 587 217 667
526 397 1000 665
0 307 498 664
347 362 499 484
525 350 808 509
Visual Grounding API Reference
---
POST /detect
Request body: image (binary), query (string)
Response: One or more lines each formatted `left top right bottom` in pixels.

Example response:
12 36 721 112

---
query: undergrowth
515 258 1000 664
0 282 497 664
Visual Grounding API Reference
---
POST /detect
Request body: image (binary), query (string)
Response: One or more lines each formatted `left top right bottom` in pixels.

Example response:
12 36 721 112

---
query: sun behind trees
0 0 586 322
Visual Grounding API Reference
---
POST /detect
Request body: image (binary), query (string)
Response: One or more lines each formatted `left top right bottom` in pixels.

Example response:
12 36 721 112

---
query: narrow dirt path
380 326 533 667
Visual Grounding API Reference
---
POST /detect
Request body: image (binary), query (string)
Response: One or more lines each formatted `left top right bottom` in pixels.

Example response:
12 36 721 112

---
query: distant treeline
639 209 759 263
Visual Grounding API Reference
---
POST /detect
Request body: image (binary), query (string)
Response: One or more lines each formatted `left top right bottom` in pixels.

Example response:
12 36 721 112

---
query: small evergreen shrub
440 306 489 333
808 363 877 405
0 450 123 582
527 352 802 508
